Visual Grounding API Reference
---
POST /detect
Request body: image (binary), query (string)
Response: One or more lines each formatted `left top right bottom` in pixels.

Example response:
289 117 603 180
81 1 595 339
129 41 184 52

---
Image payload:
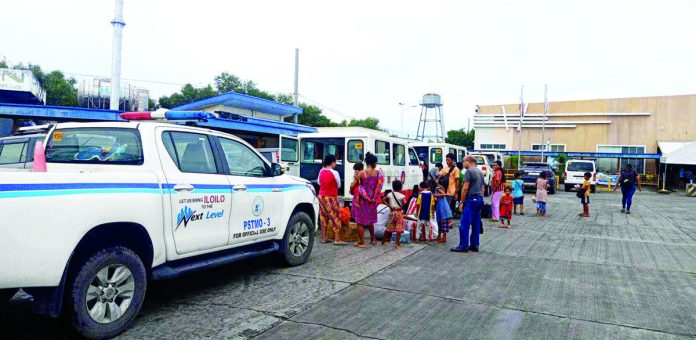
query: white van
299 127 422 202
255 136 300 176
564 159 597 192
476 151 505 167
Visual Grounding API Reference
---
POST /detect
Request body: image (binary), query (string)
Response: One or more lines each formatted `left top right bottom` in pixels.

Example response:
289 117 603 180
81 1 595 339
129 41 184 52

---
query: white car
0 113 318 339
469 153 493 194
564 159 597 192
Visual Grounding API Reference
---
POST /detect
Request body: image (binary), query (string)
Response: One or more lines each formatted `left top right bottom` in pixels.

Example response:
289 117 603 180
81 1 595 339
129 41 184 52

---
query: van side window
393 144 405 166
218 137 267 177
163 131 218 174
302 141 322 164
375 140 390 165
430 148 443 164
408 148 420 166
347 140 364 163
0 142 27 165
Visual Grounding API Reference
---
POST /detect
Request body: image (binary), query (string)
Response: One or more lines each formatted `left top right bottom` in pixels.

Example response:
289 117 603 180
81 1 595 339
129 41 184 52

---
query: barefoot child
415 181 435 243
434 182 453 244
382 180 406 248
499 186 513 228
512 171 525 215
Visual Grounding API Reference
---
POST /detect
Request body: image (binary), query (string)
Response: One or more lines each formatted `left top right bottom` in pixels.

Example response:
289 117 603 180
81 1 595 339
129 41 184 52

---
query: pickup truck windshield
46 128 143 165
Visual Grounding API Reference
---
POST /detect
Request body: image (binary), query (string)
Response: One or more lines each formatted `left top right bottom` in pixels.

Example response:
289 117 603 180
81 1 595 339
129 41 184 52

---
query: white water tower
416 93 446 142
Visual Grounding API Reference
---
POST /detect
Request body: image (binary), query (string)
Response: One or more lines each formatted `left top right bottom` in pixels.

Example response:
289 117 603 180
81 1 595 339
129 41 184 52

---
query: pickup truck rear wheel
68 246 146 339
280 212 314 266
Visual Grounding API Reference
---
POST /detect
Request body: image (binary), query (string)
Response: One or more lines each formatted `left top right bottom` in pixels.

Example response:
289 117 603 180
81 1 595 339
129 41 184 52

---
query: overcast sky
1 0 694 136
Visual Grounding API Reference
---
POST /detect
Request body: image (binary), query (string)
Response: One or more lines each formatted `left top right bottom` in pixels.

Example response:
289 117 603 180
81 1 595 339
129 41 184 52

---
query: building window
596 145 646 173
531 144 566 152
480 144 506 150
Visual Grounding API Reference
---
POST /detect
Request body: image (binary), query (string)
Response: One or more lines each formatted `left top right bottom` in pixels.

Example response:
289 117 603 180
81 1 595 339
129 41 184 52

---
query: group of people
317 151 644 253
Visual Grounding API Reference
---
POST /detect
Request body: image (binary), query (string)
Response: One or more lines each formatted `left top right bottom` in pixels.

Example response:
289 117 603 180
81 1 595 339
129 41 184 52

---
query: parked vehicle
476 151 505 167
0 113 318 339
564 159 597 193
0 125 51 171
468 152 493 194
298 127 422 201
411 142 467 168
520 162 557 194
257 137 300 176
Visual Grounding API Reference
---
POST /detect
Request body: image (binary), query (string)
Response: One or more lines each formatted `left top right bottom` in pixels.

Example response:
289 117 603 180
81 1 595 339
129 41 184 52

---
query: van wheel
549 184 556 195
280 212 315 266
0 289 17 305
590 185 596 193
67 246 146 339
564 185 571 192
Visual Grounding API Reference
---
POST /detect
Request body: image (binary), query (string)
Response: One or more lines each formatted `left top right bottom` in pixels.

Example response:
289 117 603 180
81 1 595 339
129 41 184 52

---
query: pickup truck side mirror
271 163 284 177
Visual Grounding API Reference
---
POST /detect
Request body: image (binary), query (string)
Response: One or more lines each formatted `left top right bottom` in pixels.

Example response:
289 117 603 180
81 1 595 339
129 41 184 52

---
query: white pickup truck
0 117 318 339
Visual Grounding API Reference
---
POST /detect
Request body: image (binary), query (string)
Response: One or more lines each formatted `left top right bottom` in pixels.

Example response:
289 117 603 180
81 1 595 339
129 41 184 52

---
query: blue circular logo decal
252 196 264 216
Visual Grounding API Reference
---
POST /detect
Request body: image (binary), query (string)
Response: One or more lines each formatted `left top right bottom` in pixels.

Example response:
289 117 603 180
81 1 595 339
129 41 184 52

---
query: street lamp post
399 102 417 137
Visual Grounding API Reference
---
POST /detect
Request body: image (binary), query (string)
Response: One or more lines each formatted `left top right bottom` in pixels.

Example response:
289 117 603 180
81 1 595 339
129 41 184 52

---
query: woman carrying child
382 180 406 249
354 152 384 248
535 171 549 216
434 181 453 244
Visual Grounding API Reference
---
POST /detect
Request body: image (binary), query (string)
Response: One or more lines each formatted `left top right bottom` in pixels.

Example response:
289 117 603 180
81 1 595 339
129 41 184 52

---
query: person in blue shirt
511 171 525 215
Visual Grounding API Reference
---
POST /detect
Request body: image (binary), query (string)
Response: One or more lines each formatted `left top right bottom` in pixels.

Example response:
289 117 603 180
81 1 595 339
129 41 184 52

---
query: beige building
474 94 696 174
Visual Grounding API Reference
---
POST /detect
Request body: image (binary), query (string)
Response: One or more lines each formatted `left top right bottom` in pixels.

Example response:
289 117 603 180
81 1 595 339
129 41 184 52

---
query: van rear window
567 162 594 172
46 128 143 165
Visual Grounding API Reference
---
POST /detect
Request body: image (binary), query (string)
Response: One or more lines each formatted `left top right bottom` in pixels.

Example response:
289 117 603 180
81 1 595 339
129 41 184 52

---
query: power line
298 94 358 120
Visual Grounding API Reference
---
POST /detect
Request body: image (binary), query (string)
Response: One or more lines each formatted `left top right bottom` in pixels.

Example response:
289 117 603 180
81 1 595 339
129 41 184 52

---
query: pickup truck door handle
173 184 194 192
233 184 248 192
272 188 282 192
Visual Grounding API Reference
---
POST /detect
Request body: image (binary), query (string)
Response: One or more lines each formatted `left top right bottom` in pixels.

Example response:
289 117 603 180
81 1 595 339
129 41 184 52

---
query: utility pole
541 84 548 162
109 0 125 111
293 48 299 124
518 85 524 169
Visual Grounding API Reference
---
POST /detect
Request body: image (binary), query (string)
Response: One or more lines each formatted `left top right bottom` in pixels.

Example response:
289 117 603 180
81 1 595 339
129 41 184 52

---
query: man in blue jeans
451 155 485 253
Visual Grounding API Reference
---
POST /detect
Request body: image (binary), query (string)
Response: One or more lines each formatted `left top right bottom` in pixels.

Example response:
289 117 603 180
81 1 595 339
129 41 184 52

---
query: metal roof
0 102 315 136
172 91 303 116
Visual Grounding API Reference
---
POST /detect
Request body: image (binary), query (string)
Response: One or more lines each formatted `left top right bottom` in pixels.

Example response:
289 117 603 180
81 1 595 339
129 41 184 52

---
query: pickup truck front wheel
280 212 315 266
68 246 146 339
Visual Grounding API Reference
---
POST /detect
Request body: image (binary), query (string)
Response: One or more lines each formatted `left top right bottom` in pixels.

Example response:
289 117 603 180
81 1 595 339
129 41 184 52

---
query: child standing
499 187 513 228
535 171 549 216
579 172 591 217
434 182 453 244
415 181 436 243
382 180 406 248
512 171 525 215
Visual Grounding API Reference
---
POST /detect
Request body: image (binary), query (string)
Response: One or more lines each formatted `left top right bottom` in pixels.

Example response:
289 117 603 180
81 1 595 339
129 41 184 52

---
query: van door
280 135 300 177
159 129 232 255
216 136 283 245
407 147 422 188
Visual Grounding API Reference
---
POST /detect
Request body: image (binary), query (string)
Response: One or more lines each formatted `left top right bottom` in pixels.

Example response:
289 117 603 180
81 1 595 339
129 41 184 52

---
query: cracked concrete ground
1 190 695 339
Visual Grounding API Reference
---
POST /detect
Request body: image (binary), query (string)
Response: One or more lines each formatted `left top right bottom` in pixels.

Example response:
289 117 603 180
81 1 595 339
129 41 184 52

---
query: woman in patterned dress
353 152 384 248
318 155 347 245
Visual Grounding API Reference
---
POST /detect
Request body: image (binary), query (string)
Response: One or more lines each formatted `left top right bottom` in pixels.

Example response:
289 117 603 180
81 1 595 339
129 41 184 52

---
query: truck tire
280 212 315 267
0 288 17 305
549 183 556 195
591 185 596 193
565 185 571 192
67 246 147 339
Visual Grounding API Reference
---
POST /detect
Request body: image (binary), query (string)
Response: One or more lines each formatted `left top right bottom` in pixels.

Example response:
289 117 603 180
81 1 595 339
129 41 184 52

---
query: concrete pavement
1 190 694 339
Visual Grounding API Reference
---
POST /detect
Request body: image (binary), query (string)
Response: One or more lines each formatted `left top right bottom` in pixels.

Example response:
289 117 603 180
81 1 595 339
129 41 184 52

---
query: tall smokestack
109 0 125 110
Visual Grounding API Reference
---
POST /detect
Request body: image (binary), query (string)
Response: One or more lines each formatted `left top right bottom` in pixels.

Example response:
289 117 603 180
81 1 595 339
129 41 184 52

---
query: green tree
214 72 276 101
290 103 338 127
158 84 218 109
147 98 158 110
445 129 475 149
0 60 7 68
337 117 380 130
